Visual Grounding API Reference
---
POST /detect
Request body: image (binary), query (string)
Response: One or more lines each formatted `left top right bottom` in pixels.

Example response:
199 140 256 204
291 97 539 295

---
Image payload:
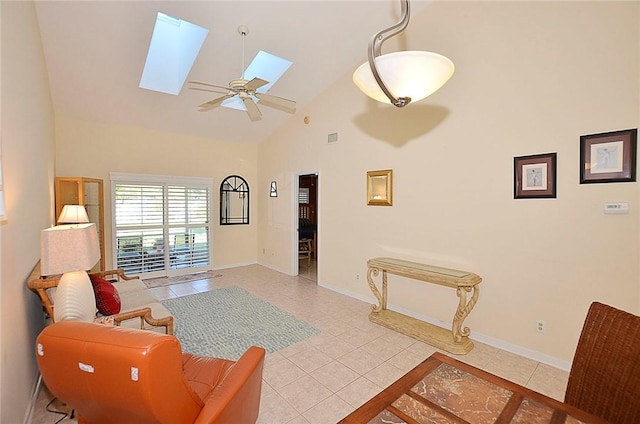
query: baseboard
213 260 258 271
23 373 42 424
320 284 571 371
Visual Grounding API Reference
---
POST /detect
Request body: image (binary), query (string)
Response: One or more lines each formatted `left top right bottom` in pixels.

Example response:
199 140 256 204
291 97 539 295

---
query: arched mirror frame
220 175 249 225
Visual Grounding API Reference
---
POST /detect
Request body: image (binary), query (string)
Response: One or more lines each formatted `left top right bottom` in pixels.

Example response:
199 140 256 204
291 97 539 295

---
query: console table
366 257 481 354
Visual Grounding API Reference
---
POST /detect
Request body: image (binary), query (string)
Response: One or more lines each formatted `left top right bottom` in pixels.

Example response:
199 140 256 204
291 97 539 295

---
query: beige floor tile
526 362 569 402
303 394 355 424
262 358 307 390
337 347 386 375
167 282 199 297
336 377 383 409
146 286 176 301
278 339 313 358
337 326 383 347
387 348 431 372
360 336 405 361
379 329 418 349
483 349 539 386
364 361 406 389
309 361 360 393
257 385 302 424
451 340 500 369
276 374 333 414
287 348 333 373
314 337 357 359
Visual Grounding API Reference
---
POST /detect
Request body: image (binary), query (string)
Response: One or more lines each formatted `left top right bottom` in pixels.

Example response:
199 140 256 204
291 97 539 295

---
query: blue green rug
161 286 320 360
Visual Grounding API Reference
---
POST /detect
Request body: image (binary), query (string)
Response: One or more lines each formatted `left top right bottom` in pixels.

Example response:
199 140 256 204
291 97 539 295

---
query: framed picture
514 153 557 199
367 169 393 206
580 128 637 184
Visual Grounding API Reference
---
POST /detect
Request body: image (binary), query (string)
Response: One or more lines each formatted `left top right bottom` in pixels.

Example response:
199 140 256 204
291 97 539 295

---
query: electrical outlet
356 274 360 281
536 320 546 334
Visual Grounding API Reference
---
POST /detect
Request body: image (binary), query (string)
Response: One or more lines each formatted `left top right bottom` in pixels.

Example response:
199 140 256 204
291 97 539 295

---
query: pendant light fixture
353 0 454 107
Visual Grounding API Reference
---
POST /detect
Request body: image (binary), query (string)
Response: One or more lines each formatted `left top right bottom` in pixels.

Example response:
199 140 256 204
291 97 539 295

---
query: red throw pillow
90 275 121 316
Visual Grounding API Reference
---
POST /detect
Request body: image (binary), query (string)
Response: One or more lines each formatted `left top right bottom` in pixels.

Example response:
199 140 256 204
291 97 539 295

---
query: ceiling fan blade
241 96 262 121
255 93 296 113
198 94 236 111
190 87 229 95
244 77 269 92
189 80 232 91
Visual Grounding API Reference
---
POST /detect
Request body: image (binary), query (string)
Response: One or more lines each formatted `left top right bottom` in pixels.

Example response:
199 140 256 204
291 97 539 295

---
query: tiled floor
31 262 569 424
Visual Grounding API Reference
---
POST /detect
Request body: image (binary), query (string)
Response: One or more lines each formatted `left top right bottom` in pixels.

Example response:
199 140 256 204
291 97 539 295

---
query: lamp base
53 271 97 323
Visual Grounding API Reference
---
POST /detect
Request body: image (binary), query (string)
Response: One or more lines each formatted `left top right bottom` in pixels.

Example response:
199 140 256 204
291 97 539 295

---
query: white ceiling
34 0 431 144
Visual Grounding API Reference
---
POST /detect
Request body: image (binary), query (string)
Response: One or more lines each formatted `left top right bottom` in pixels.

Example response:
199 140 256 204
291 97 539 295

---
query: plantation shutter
112 173 211 276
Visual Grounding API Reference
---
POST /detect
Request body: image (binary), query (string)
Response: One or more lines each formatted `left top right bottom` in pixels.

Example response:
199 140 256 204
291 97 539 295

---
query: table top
339 352 610 424
368 257 482 287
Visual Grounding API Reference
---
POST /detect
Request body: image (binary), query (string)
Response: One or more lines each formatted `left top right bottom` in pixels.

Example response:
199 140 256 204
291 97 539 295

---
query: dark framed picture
580 128 637 184
514 153 557 199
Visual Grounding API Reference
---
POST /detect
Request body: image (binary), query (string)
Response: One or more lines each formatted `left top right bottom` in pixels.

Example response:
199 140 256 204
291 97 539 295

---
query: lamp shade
40 223 100 276
353 51 454 104
57 204 90 224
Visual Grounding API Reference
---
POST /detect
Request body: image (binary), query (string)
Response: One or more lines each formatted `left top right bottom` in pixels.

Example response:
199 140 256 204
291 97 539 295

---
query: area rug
143 270 222 288
161 286 321 360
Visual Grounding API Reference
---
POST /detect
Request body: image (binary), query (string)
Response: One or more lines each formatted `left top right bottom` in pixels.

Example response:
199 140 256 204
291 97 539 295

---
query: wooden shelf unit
55 177 105 272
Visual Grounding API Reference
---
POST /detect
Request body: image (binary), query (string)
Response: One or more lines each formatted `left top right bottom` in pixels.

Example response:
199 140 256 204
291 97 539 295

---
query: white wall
258 1 640 365
0 1 55 421
54 117 259 269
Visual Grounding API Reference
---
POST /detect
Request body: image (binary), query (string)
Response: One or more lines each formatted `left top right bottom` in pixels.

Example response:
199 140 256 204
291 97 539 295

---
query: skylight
223 51 293 111
139 12 208 95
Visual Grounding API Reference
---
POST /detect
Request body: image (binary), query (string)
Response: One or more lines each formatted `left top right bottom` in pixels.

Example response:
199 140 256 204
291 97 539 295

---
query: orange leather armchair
36 321 265 424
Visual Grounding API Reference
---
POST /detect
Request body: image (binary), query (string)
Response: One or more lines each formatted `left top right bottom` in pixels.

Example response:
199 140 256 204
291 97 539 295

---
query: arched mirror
220 175 249 225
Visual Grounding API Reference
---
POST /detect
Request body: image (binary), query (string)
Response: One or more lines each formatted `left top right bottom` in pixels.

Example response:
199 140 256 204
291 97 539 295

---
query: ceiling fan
189 25 296 122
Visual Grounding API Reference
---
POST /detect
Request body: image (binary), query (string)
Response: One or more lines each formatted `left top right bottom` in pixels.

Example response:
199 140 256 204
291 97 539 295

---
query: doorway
298 173 317 281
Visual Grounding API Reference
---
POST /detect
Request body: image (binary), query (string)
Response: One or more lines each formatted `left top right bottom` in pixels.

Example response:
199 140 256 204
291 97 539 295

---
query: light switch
603 203 629 214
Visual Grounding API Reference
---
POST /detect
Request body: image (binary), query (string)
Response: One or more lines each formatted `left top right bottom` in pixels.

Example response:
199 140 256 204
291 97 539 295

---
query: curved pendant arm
367 0 411 107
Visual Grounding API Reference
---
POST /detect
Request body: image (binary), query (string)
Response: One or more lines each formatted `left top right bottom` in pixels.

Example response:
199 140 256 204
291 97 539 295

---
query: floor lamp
40 223 101 323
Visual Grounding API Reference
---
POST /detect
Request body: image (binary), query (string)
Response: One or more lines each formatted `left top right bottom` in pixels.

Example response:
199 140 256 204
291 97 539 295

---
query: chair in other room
564 301 640 424
299 238 312 267
36 321 265 424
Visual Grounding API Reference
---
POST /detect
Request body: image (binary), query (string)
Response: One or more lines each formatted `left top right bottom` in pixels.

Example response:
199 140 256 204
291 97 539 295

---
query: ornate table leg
367 266 387 313
452 285 480 343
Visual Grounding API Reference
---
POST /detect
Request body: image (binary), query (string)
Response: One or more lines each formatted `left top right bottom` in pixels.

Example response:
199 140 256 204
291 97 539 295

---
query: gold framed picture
367 169 393 206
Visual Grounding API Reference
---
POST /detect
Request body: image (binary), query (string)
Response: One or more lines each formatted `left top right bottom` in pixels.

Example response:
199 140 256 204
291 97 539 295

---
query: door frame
293 170 319 278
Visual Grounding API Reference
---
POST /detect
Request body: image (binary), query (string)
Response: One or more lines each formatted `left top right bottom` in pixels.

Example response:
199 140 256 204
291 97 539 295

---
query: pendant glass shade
353 51 455 105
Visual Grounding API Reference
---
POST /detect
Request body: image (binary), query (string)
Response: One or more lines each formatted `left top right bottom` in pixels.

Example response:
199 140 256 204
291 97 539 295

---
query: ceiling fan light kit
189 25 296 122
353 0 454 107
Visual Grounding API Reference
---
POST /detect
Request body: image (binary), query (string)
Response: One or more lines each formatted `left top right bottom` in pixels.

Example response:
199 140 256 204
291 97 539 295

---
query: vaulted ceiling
34 1 431 144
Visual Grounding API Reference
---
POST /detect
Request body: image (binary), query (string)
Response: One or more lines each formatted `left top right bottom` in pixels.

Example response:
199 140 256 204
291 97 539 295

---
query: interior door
298 174 317 281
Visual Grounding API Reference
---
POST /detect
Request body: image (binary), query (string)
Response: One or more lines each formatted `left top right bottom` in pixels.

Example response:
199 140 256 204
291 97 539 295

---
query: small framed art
514 153 557 199
367 169 393 206
580 128 637 184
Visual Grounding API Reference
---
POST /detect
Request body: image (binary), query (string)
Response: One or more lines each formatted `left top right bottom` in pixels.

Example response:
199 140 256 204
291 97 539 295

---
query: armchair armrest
112 307 175 335
90 268 138 282
193 346 265 424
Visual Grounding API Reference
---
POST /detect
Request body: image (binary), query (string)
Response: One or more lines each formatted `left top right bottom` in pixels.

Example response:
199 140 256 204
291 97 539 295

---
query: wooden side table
367 257 481 354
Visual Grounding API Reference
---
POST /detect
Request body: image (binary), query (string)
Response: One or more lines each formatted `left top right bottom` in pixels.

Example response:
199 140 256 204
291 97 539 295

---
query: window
298 188 309 204
220 175 249 225
139 13 209 95
111 173 212 276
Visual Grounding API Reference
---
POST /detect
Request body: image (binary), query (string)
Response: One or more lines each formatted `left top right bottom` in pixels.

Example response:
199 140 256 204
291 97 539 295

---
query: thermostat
603 203 629 214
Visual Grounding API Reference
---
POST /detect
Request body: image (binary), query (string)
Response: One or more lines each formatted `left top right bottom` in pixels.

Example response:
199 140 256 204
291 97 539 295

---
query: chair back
565 302 640 424
36 322 203 424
